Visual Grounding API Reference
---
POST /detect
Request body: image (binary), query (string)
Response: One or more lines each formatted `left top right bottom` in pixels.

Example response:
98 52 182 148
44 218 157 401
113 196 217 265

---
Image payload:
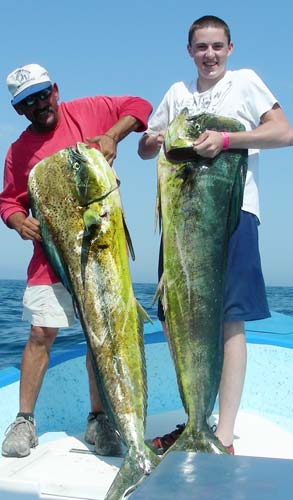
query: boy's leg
215 321 247 447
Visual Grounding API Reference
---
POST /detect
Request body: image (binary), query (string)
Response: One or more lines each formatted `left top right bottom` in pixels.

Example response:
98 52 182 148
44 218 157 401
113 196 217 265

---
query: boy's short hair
188 15 231 45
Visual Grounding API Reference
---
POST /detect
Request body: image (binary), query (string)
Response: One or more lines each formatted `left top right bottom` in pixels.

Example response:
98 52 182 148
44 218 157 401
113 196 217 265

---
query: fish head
164 109 245 162
67 143 115 206
66 143 120 235
163 108 201 161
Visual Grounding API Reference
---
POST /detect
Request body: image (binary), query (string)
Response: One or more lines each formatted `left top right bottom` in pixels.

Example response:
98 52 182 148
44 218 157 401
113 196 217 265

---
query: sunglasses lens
24 96 35 107
22 86 52 107
40 88 52 100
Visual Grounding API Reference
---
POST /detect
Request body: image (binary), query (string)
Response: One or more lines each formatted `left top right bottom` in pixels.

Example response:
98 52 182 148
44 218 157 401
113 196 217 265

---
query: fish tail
167 421 227 455
105 444 160 500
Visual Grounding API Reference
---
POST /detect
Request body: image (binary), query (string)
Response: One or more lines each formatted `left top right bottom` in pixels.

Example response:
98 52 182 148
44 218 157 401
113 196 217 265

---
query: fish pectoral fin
122 213 135 261
136 300 152 324
83 207 102 234
152 275 164 306
155 189 162 234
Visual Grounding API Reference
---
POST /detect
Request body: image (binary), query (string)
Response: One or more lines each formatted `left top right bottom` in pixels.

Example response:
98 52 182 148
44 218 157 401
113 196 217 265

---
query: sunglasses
21 86 53 107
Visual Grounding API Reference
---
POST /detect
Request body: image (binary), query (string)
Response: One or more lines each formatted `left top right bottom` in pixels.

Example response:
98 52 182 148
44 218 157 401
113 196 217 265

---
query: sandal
149 423 186 454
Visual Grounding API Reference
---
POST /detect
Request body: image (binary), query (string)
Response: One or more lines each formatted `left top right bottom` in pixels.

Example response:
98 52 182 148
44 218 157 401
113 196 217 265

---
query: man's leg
20 326 58 412
2 325 58 457
86 350 103 413
84 350 123 456
215 320 247 447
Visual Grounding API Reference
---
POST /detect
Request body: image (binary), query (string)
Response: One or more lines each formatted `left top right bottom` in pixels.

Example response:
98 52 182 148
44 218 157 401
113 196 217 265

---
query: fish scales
158 109 248 452
28 143 159 499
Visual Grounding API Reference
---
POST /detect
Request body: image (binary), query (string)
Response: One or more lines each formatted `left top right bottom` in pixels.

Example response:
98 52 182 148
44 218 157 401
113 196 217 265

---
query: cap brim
12 81 52 105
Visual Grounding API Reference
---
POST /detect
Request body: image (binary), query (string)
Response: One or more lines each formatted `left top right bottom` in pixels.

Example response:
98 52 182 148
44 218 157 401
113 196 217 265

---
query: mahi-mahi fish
156 109 248 453
28 143 160 500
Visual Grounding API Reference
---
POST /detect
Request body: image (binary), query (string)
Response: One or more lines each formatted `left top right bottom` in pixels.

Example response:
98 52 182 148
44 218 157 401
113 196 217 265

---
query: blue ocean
0 279 293 370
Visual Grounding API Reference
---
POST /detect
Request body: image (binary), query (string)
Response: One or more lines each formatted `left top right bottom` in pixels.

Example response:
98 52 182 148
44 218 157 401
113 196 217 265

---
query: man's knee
29 326 58 349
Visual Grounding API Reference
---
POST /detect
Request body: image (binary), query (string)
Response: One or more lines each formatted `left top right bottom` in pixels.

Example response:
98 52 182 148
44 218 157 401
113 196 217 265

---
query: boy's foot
149 422 235 455
2 416 38 458
85 412 123 456
148 423 186 454
224 444 235 455
211 424 235 455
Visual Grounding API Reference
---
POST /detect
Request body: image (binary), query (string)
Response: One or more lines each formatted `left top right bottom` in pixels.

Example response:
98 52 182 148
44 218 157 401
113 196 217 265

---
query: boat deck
1 313 292 499
0 409 292 500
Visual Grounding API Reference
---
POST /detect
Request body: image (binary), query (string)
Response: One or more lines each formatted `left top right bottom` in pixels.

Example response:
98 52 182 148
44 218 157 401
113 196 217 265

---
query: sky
0 0 292 285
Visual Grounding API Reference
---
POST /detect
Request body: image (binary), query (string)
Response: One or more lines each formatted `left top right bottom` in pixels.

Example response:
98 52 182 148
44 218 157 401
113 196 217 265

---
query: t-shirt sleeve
239 69 277 126
110 96 153 131
0 148 29 225
146 82 188 135
66 95 152 133
146 88 173 135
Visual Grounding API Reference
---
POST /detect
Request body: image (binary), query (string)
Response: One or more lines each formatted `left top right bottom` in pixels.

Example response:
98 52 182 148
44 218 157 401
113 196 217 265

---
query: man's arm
87 114 151 165
86 95 152 164
193 105 292 158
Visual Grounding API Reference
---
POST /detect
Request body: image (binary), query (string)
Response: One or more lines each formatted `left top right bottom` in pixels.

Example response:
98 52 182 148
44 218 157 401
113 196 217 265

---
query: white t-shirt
147 69 277 219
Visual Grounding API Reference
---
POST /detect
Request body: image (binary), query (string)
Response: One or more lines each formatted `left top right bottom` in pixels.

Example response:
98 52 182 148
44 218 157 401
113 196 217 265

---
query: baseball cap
7 64 52 105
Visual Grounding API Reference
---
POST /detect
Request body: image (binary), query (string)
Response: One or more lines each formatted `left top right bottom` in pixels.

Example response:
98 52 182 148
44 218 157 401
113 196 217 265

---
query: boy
138 15 291 453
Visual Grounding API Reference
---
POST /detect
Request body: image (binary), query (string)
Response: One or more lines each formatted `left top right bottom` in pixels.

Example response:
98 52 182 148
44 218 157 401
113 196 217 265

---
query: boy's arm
138 132 165 159
193 104 291 158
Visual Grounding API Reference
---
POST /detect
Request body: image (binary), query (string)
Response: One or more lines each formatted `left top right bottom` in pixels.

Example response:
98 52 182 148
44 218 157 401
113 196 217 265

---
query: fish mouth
165 146 197 162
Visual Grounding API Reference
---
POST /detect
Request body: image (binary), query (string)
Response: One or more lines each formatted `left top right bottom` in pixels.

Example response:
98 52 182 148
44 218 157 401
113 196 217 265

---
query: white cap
7 64 52 105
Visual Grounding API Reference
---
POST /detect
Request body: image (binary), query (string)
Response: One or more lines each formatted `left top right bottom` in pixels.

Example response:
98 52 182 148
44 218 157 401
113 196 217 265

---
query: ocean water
0 279 292 370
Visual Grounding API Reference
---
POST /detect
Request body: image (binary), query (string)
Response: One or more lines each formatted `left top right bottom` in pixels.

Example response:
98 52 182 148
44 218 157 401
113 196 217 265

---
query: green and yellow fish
28 143 159 500
157 109 248 453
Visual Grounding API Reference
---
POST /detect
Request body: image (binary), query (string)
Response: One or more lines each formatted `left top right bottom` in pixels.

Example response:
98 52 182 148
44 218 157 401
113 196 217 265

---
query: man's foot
148 423 235 455
148 423 186 455
85 412 123 456
84 412 99 445
2 416 38 458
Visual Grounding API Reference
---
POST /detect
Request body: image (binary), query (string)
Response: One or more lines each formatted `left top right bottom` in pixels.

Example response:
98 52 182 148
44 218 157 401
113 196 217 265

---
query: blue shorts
157 210 270 323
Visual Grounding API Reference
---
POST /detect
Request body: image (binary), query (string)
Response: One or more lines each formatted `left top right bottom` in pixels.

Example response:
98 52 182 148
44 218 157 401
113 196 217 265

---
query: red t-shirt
0 95 152 284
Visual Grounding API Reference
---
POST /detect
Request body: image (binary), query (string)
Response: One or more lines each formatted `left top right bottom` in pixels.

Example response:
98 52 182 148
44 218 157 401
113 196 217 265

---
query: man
0 63 152 458
138 16 292 454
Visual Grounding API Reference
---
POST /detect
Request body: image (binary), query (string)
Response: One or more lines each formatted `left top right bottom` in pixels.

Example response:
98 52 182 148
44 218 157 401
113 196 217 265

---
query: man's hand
192 130 224 158
18 216 42 241
7 213 42 242
86 134 117 165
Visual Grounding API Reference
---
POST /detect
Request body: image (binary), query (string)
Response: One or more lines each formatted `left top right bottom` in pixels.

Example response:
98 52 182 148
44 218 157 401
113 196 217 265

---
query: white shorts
22 283 75 328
